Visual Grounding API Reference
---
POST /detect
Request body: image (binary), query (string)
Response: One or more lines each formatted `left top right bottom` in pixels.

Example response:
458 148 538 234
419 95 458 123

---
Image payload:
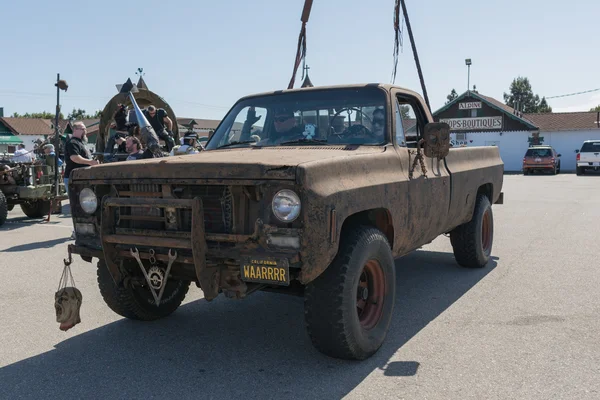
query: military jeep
0 160 67 226
65 83 504 360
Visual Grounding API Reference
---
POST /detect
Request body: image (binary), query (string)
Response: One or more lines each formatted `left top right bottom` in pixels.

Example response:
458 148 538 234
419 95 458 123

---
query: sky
1 0 599 121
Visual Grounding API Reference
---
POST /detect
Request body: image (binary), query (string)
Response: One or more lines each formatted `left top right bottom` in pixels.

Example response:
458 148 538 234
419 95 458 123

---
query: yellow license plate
240 257 290 286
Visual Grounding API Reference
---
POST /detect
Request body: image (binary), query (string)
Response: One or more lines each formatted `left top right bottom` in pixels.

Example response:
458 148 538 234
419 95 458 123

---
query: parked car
575 140 600 175
522 145 561 175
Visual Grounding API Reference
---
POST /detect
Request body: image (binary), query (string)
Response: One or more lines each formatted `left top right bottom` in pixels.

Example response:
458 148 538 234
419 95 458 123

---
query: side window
396 98 422 148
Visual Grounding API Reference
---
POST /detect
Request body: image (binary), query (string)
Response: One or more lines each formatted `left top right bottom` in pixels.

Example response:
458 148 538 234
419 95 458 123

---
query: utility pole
53 74 68 196
465 58 472 94
399 0 430 110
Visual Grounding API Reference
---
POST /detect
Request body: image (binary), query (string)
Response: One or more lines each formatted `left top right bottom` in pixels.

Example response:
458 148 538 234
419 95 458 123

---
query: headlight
272 189 301 222
79 188 98 214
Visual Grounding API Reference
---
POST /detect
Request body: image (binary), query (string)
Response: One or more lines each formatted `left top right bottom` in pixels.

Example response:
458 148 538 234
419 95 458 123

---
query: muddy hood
71 146 385 181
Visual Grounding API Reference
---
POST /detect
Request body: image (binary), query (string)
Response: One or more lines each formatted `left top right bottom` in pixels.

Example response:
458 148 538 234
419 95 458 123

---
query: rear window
580 142 600 152
525 148 552 157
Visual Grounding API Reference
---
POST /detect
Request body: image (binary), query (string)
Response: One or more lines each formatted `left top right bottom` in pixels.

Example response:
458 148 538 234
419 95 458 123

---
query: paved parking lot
1 174 599 399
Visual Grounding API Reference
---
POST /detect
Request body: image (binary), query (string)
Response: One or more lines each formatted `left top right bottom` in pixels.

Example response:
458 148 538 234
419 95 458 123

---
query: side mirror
423 122 450 159
557 153 561 157
575 149 579 153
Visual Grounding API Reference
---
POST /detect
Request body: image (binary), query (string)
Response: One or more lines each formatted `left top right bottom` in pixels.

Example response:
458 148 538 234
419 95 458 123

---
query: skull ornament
423 122 451 159
55 287 83 331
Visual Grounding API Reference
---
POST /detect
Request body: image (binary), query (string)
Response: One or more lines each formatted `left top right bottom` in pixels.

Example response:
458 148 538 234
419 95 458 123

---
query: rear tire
576 166 583 176
0 191 7 227
450 194 494 268
304 226 396 360
97 260 190 321
20 200 51 218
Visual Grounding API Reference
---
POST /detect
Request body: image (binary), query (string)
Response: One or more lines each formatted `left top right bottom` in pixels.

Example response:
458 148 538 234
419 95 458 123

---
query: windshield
581 142 600 152
525 148 552 157
205 87 388 150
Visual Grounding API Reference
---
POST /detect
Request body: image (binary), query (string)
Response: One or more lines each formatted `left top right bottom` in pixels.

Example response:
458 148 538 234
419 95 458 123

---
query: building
0 117 53 155
432 91 600 172
0 117 100 156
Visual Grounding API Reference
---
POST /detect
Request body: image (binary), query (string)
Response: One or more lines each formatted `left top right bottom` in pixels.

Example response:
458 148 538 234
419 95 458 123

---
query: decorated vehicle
0 158 66 226
95 77 180 162
63 83 504 360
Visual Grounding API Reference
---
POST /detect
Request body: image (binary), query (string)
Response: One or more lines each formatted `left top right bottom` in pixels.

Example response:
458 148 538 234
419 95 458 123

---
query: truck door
392 92 452 247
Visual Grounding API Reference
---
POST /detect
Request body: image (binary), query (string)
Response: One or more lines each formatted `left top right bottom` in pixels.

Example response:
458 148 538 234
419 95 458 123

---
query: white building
433 91 600 172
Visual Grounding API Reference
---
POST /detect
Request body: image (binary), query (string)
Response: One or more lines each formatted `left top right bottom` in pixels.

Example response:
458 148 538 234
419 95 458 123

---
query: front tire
450 194 494 268
304 226 396 360
20 200 51 218
97 260 190 321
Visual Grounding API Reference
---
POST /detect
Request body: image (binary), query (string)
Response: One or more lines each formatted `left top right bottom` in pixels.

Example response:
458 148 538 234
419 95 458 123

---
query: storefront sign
439 116 502 131
458 101 482 110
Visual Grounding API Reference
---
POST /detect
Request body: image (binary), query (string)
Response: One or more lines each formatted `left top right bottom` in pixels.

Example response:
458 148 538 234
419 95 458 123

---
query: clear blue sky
1 0 598 121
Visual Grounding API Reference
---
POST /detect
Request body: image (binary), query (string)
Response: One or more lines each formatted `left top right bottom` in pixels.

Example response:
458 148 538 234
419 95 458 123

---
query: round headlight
79 188 98 214
272 189 301 222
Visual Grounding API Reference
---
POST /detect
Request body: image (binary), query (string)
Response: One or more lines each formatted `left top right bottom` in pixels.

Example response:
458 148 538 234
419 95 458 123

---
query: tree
67 108 101 119
590 105 600 112
538 97 552 113
11 111 65 119
503 76 552 113
400 105 411 120
446 89 458 104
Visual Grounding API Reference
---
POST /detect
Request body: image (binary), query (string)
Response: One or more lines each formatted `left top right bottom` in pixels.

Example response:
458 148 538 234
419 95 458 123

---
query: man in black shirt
143 105 175 151
64 121 98 192
64 121 98 239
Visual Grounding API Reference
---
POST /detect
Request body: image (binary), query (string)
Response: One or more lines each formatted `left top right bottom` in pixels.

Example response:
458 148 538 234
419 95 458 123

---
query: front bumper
71 195 302 300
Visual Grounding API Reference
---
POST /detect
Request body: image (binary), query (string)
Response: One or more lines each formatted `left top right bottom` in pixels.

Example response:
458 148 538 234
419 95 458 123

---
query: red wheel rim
356 260 386 330
481 209 492 253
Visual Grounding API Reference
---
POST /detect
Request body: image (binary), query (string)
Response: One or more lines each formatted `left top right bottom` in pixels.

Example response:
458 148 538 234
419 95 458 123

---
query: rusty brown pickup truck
66 83 504 360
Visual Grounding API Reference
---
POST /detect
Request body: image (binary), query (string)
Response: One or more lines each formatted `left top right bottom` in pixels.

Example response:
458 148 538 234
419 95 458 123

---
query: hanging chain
409 139 427 179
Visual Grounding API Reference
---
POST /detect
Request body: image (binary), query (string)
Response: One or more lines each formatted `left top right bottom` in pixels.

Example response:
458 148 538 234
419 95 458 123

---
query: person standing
64 121 98 239
12 144 34 163
143 105 175 151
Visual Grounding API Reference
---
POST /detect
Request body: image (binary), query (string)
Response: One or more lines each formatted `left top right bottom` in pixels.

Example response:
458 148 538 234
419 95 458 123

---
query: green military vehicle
0 156 67 226
64 83 504 360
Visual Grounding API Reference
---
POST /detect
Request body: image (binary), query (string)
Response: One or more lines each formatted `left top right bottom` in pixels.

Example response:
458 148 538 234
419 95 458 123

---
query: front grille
115 184 233 234
125 184 162 230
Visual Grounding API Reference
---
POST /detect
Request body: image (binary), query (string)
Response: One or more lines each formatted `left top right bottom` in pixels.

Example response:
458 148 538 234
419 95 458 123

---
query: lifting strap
287 0 314 89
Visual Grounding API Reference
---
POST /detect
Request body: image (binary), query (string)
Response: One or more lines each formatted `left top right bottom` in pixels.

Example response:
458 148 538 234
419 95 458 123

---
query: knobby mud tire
0 191 7 226
304 226 396 360
20 200 51 218
450 194 494 268
97 260 190 321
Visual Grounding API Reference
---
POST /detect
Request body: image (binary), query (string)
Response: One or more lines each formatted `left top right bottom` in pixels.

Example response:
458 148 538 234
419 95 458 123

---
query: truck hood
71 146 385 181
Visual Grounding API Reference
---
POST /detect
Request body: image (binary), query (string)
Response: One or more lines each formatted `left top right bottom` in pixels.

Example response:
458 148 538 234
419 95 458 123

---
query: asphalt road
1 174 599 400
